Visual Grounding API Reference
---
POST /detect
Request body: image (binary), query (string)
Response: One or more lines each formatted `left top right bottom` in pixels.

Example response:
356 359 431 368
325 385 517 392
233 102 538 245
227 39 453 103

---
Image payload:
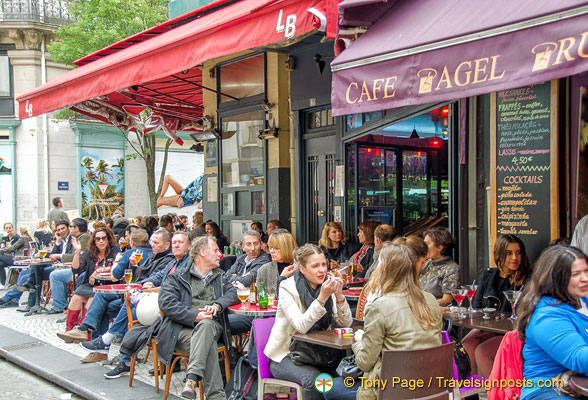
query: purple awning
332 0 588 115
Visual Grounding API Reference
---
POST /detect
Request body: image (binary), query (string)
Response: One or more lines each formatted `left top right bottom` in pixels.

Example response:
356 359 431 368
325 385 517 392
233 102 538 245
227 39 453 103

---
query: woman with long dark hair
350 220 379 277
264 244 351 400
205 221 229 251
518 245 588 399
463 234 531 377
57 227 120 340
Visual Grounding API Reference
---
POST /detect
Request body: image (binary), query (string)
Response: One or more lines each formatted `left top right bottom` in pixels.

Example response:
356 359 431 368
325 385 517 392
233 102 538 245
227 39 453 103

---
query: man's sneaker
104 362 130 379
80 337 110 354
181 378 199 399
0 301 18 308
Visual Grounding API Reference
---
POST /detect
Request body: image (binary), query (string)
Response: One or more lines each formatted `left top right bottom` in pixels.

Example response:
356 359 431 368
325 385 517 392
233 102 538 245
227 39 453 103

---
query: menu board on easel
490 81 558 262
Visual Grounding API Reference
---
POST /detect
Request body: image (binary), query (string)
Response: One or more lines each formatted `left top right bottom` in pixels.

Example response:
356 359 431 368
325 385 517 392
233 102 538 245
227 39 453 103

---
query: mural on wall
0 145 13 224
81 147 125 220
155 150 204 217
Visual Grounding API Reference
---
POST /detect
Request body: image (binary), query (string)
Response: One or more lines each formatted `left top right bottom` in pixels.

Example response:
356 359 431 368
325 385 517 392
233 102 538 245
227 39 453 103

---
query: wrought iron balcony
0 0 73 25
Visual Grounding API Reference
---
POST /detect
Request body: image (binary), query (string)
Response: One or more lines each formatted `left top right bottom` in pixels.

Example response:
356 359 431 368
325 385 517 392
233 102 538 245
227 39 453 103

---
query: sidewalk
0 289 187 399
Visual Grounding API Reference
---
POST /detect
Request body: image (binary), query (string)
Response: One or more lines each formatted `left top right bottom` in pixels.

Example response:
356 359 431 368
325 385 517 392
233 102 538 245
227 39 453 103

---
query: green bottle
258 282 268 309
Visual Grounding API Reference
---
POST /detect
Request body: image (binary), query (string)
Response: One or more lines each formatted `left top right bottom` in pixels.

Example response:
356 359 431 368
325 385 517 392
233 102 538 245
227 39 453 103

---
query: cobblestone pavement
0 289 189 399
0 358 83 400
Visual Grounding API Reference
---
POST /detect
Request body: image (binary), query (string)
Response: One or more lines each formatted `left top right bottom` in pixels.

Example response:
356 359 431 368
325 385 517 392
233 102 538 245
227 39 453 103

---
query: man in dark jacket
157 235 238 400
225 230 270 335
102 230 193 379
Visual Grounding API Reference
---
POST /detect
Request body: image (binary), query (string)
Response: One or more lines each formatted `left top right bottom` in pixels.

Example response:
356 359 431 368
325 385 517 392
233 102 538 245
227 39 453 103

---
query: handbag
289 339 344 369
445 320 472 380
336 354 362 378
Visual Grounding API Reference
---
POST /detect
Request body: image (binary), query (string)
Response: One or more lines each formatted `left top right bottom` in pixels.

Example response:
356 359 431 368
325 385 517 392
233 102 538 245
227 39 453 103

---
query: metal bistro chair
378 341 455 400
252 317 303 400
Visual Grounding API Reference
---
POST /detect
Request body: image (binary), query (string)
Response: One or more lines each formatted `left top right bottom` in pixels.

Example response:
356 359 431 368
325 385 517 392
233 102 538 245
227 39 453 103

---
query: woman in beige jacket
264 243 352 400
352 243 443 400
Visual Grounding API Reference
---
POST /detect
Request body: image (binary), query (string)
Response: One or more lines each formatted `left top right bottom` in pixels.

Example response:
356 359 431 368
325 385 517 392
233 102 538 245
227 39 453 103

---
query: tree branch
156 138 173 197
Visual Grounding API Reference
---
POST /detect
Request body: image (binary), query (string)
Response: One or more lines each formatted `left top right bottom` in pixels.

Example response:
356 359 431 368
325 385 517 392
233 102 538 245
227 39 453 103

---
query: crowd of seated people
7 210 588 400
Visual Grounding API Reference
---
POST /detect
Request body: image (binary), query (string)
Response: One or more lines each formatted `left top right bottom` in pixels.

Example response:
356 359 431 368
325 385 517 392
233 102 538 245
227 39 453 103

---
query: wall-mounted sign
58 181 69 191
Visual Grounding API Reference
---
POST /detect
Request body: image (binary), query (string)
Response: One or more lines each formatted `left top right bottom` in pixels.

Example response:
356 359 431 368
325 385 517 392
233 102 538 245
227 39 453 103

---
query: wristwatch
213 303 222 312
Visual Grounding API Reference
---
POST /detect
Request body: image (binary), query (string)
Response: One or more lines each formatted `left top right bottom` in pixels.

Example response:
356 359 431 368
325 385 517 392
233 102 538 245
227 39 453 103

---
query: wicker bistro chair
124 288 160 391
378 341 455 400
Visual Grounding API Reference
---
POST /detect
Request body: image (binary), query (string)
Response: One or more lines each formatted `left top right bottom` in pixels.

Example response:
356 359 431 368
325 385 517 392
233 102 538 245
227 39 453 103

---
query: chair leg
129 354 136 387
164 357 182 400
222 349 230 382
143 346 151 363
152 341 159 393
198 381 204 400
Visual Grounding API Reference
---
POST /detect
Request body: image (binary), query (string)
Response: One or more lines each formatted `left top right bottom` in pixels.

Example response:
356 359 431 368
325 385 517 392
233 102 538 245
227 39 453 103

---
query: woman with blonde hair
34 219 53 246
335 243 442 400
392 235 428 273
265 243 351 400
319 222 360 265
256 229 298 293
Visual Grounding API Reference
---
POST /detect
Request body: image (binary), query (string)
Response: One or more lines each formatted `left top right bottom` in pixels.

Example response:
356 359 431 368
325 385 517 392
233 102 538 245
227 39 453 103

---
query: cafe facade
326 0 588 282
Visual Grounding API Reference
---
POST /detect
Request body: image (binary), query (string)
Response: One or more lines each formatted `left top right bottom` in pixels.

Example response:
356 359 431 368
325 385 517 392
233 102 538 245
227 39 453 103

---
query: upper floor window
0 54 14 116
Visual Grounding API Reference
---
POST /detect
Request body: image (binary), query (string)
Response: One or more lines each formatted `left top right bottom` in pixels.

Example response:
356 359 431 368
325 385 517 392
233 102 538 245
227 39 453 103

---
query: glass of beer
267 288 276 306
134 249 143 264
119 237 129 251
124 269 133 288
237 287 250 309
39 246 48 259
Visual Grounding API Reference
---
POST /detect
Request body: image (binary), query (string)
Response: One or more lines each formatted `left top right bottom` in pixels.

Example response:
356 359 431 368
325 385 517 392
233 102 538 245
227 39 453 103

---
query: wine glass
237 287 250 310
462 284 478 314
503 290 521 320
452 288 469 319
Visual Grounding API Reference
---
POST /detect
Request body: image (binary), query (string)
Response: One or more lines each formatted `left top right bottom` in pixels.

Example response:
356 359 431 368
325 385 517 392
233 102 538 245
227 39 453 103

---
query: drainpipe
289 110 296 238
41 34 49 217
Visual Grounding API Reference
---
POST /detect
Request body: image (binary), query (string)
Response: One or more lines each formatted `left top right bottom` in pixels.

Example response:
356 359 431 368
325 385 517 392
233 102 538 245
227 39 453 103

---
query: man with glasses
224 230 270 335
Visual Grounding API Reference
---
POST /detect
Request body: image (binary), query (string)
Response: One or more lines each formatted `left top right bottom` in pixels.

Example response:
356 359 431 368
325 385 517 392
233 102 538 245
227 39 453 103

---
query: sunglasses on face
95 236 108 242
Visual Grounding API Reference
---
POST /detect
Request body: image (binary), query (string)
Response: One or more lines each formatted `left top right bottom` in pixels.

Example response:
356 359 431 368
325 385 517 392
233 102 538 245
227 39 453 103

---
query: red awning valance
17 0 327 123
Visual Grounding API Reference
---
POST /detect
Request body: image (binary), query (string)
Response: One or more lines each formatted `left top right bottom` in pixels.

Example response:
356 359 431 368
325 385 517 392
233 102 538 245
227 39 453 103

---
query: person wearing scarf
264 244 352 400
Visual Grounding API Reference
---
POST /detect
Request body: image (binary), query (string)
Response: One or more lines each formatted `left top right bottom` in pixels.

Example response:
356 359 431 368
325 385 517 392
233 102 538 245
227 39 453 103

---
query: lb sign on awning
331 2 588 115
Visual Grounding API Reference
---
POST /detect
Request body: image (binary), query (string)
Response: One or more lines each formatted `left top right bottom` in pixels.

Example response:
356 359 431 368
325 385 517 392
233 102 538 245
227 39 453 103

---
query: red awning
17 0 327 124
331 0 588 116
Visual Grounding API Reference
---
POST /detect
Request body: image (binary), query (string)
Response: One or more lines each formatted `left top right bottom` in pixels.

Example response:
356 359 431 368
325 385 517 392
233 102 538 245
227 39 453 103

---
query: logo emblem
531 42 558 71
314 373 334 393
417 68 437 94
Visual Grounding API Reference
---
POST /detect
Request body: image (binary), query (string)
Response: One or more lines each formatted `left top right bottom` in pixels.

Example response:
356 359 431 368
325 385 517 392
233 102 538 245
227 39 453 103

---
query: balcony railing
0 0 73 25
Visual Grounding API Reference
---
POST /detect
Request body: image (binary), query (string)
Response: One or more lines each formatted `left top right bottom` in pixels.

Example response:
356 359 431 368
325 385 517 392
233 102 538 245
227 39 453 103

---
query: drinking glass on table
452 288 469 319
39 245 48 259
237 287 250 310
267 288 276 306
124 269 133 288
462 284 478 314
503 290 521 320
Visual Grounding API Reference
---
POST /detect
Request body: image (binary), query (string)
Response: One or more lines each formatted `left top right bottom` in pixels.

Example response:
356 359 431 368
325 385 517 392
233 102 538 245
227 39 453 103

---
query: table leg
25 265 48 316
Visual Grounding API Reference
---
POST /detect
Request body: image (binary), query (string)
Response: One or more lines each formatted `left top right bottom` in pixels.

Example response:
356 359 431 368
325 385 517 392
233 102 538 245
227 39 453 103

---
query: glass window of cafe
345 107 450 236
218 53 267 231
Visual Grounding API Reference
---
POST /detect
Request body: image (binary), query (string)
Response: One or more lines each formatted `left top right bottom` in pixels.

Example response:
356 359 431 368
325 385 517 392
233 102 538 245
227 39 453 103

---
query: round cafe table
228 302 277 317
95 272 114 282
570 375 588 397
342 289 362 300
93 283 142 294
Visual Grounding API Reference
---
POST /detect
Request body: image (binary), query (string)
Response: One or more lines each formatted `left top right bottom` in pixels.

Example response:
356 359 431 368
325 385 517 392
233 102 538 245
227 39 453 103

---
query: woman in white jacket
264 243 352 400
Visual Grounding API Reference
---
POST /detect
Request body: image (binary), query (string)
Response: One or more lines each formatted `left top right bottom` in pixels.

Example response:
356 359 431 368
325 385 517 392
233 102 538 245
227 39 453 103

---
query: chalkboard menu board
494 82 553 261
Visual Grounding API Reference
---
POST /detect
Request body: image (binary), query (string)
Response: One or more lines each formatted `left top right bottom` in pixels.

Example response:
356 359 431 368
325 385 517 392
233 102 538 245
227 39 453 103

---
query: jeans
324 376 359 400
27 266 54 307
525 388 577 400
0 254 14 285
82 293 122 337
108 303 134 337
1 269 28 304
269 357 325 400
49 268 72 311
228 314 253 335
